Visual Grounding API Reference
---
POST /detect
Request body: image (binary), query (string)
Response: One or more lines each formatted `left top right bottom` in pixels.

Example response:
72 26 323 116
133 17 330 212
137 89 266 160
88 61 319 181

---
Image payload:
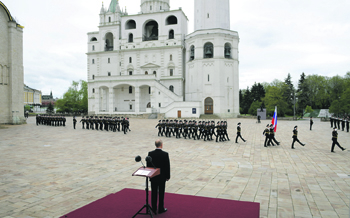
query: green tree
297 72 309 117
46 102 54 114
251 82 265 102
262 86 290 117
284 73 294 115
240 87 253 114
248 101 262 115
55 80 88 114
305 75 330 109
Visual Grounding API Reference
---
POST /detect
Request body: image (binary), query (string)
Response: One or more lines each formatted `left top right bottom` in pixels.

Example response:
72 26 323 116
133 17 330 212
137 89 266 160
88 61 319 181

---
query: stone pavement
0 117 349 218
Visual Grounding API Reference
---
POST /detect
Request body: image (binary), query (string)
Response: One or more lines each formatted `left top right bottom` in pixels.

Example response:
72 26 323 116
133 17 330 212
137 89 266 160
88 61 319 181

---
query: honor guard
310 117 313 130
73 116 77 129
263 124 270 147
291 126 305 149
235 122 246 143
331 127 346 152
269 124 280 145
155 120 162 136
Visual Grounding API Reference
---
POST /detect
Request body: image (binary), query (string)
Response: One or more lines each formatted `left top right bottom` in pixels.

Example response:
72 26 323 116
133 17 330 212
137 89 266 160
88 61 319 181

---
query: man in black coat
147 139 171 215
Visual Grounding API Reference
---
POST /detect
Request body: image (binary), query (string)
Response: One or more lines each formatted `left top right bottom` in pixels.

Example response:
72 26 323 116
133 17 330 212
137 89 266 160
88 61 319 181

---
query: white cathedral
87 0 239 118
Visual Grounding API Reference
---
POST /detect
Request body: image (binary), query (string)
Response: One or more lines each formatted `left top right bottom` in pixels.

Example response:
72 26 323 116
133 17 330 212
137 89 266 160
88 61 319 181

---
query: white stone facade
87 0 239 118
0 2 25 124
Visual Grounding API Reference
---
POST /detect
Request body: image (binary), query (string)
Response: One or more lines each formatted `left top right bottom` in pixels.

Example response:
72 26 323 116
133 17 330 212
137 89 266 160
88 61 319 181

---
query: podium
132 167 160 218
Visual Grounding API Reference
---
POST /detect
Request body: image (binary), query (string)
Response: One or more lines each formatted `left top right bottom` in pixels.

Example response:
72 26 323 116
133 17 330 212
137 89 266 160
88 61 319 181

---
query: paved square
0 117 349 217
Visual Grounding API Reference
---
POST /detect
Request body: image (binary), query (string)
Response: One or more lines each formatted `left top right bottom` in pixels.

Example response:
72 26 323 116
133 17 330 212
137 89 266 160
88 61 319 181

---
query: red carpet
60 188 260 218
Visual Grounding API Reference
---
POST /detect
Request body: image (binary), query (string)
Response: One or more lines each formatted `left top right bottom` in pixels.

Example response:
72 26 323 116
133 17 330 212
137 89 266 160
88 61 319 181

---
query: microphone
135 155 145 168
146 156 156 169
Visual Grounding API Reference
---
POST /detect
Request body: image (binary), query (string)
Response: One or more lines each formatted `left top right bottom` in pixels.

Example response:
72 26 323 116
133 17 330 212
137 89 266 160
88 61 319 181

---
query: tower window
153 71 156 75
145 71 148 75
170 54 172 61
225 43 232 59
169 85 174 92
150 6 152 10
130 105 133 110
129 71 133 75
108 72 111 76
204 42 214 58
149 87 151 94
92 59 95 64
207 13 209 18
129 33 133 43
159 103 161 107
108 58 110 63
92 88 95 93
190 45 195 61
170 69 174 76
109 17 111 22
92 45 95 51
208 75 210 82
169 30 174 39
92 75 95 80
129 86 133 94
129 57 132 63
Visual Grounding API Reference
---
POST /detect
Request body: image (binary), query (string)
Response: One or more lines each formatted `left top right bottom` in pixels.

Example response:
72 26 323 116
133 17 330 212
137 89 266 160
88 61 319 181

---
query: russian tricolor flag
271 106 277 132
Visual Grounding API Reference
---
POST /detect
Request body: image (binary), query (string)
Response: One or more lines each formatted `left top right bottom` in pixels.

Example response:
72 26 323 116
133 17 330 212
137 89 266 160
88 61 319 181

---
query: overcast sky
3 0 350 98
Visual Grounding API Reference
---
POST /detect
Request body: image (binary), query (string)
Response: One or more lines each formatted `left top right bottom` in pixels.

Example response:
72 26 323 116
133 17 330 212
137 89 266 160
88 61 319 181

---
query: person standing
346 117 349 133
263 124 270 147
331 127 346 153
341 117 345 131
235 122 246 143
310 117 313 130
73 116 77 129
147 139 170 215
291 126 305 149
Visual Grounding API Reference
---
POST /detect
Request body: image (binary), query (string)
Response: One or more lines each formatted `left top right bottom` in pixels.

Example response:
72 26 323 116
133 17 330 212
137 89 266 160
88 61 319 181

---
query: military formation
330 116 350 132
36 115 66 126
155 119 230 142
79 116 131 134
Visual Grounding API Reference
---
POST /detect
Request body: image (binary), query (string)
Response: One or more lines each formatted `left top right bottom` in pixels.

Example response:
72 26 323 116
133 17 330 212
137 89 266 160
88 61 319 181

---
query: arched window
129 57 132 63
166 16 178 25
92 75 95 80
169 85 174 92
92 88 95 93
145 71 148 75
170 55 172 61
143 21 158 41
129 86 133 94
170 69 173 76
225 43 232 59
129 71 133 75
108 72 111 76
105 33 114 51
90 37 97 42
153 71 156 75
92 59 95 64
128 33 133 43
169 30 174 39
190 45 195 61
125 20 136 29
204 42 214 58
92 45 95 51
109 17 111 22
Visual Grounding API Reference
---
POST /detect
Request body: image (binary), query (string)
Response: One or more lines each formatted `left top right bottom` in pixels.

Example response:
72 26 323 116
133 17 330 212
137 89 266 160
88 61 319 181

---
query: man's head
155 139 163 149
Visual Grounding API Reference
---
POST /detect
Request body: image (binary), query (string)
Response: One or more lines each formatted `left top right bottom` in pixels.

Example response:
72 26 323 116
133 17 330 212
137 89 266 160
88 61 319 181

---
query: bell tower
194 0 230 31
185 0 239 118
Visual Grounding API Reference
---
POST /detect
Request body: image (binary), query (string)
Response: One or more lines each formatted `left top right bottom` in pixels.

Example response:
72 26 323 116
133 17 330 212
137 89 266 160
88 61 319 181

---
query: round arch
204 97 214 114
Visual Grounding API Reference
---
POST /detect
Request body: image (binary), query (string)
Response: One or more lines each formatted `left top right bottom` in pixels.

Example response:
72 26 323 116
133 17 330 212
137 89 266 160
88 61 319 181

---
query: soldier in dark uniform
215 121 222 142
155 120 162 136
36 115 39 126
73 116 77 129
169 120 174 137
86 117 89 129
337 117 341 130
331 127 346 152
202 122 208 141
80 116 85 129
346 116 349 133
269 124 280 145
310 117 313 130
263 124 270 147
291 126 305 149
183 120 189 139
177 120 183 138
192 121 198 140
223 121 230 141
333 117 337 129
235 122 246 143
164 120 170 137
330 116 333 128
90 116 94 130
341 117 345 131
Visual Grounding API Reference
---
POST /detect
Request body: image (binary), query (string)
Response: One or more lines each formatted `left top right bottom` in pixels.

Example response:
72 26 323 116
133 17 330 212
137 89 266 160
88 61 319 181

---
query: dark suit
147 149 170 213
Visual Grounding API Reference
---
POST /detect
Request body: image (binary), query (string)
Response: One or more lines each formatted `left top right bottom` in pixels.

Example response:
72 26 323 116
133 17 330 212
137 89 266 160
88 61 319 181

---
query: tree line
55 80 88 114
240 72 350 117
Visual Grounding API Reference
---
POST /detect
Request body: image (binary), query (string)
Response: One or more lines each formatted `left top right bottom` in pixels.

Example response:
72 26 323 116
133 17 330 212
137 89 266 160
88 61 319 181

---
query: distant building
24 84 42 111
87 0 239 118
42 91 56 107
0 1 25 124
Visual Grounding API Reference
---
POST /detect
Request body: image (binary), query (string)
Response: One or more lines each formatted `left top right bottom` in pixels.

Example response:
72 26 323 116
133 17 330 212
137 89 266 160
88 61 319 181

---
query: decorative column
135 86 140 114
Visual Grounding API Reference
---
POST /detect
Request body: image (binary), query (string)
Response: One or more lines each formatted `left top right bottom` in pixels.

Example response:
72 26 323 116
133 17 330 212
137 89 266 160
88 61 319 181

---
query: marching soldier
73 116 77 129
263 124 270 147
341 117 345 131
155 120 162 136
80 116 85 129
269 124 280 145
331 127 346 152
310 117 313 130
346 116 349 133
223 121 230 141
235 122 246 143
291 126 305 149
215 121 222 142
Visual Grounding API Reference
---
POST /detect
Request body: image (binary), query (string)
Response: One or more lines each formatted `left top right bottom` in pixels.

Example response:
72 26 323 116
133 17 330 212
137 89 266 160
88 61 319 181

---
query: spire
100 2 105 14
108 0 118 13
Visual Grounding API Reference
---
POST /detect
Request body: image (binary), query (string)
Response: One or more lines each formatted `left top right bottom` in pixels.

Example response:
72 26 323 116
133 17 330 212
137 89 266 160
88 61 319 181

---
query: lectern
132 167 160 218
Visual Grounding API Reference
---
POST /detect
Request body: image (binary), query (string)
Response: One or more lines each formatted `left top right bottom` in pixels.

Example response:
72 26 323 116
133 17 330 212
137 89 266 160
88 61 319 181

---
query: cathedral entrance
204 97 213 114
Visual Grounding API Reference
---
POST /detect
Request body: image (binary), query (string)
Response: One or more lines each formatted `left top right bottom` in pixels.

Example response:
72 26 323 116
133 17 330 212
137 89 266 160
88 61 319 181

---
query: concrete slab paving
0 117 349 217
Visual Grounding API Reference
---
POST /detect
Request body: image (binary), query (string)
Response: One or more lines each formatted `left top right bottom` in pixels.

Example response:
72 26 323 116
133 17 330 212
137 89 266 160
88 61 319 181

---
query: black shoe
158 208 167 214
331 151 335 153
302 144 305 146
291 147 295 149
343 148 346 151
